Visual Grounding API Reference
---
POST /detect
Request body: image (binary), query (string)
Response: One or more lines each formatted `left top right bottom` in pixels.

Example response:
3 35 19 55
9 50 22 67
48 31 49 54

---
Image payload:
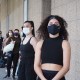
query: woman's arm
52 40 71 80
34 40 47 80
3 38 9 47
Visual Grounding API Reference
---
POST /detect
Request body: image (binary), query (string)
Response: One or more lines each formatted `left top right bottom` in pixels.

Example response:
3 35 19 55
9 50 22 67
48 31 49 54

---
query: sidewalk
0 68 17 80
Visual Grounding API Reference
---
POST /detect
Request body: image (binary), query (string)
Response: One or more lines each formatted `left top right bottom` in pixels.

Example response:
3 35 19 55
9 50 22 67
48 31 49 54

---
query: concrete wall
0 0 8 36
51 0 80 79
0 0 23 37
0 0 50 36
28 0 42 32
0 0 79 79
28 0 51 34
42 0 51 20
8 0 23 30
0 0 51 37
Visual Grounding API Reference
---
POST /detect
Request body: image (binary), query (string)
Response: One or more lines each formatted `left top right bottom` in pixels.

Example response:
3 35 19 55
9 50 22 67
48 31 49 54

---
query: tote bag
3 41 15 53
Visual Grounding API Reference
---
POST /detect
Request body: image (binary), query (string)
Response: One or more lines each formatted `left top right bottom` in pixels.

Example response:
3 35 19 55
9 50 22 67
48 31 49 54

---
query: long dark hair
6 30 14 38
24 21 35 36
37 15 68 40
6 30 14 45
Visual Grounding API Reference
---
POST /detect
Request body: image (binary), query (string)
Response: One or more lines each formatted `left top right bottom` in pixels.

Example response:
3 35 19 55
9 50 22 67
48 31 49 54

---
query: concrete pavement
0 68 17 80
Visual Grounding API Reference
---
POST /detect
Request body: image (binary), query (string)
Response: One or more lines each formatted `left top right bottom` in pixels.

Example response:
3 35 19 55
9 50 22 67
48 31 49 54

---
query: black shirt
20 37 35 59
41 36 64 66
13 37 21 54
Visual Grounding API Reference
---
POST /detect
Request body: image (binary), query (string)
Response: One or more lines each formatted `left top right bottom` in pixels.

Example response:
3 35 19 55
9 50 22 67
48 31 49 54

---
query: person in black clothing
4 29 21 79
0 31 3 58
34 15 71 80
18 21 37 80
12 29 21 79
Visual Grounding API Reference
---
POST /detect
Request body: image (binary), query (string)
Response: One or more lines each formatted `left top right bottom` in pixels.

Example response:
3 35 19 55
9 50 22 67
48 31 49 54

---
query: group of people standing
3 29 21 79
0 15 71 80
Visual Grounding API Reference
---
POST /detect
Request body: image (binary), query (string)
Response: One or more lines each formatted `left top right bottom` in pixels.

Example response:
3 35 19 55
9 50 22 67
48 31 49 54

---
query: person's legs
6 56 12 77
0 49 3 58
12 54 19 77
18 60 26 80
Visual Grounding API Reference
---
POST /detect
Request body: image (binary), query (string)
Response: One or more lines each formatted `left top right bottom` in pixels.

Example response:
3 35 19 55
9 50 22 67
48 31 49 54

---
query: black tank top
20 37 35 58
41 36 63 66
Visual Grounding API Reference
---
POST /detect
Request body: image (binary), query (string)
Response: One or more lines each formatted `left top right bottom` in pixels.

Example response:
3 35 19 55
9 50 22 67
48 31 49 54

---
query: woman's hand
41 78 47 80
43 79 47 80
52 78 59 80
10 41 15 44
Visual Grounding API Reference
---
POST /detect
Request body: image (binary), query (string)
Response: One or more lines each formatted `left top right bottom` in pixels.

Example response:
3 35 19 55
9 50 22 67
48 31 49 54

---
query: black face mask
47 24 60 35
14 33 19 36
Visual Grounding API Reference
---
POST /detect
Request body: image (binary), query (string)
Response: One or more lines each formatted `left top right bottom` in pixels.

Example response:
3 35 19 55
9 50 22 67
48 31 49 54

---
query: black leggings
37 70 65 80
7 51 19 77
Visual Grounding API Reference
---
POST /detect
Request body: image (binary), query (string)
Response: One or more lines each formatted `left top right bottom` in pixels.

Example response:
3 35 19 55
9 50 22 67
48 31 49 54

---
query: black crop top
41 36 63 66
20 37 35 58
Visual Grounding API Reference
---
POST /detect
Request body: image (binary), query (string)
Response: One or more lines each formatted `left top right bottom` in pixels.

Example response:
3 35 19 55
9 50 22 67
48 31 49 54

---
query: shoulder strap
29 36 33 42
22 36 33 44
22 37 25 42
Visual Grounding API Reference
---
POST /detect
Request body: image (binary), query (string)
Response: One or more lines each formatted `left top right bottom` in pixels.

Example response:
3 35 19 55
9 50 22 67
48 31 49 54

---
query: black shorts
37 70 65 80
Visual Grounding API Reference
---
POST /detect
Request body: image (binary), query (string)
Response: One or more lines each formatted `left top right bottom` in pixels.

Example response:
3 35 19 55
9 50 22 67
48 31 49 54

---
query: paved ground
0 68 18 80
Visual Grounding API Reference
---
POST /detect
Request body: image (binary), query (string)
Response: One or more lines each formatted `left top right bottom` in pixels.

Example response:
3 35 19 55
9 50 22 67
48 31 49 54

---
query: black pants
18 57 37 80
7 51 19 77
37 70 65 80
0 49 3 58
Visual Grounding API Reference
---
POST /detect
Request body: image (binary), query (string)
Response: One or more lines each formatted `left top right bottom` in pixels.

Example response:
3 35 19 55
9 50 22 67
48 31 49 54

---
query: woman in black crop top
18 21 37 80
34 15 71 80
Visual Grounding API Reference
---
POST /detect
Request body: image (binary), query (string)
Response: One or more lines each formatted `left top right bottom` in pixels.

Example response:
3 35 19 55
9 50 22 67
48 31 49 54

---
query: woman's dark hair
37 15 68 40
21 26 23 30
24 21 35 36
6 30 14 38
14 29 19 32
6 30 14 45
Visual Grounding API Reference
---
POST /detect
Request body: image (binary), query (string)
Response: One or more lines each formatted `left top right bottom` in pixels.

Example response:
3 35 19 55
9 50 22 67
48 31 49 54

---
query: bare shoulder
62 40 70 46
30 37 37 43
36 39 44 48
31 37 37 41
5 38 9 42
62 40 71 49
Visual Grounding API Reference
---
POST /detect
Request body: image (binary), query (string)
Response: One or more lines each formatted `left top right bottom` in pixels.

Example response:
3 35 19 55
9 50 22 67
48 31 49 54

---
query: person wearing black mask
4 29 21 79
34 15 71 80
13 29 21 79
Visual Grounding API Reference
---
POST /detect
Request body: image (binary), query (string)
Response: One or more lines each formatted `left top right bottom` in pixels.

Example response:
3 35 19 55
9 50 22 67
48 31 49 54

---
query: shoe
3 75 10 78
12 76 15 79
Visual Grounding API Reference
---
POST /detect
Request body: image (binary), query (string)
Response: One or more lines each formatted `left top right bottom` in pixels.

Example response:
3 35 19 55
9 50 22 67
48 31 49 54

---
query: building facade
0 0 80 80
